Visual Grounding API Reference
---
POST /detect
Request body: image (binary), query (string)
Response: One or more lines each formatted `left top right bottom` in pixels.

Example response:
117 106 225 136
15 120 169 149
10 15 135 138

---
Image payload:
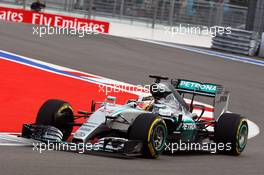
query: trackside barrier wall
211 28 260 56
0 4 212 48
1 0 248 29
258 33 264 57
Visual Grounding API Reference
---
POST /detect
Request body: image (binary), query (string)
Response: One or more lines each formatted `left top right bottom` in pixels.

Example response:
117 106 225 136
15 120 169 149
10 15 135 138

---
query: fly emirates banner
0 6 110 33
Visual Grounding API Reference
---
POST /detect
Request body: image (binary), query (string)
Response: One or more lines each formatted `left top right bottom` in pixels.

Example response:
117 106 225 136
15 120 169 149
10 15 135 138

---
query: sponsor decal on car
178 80 217 94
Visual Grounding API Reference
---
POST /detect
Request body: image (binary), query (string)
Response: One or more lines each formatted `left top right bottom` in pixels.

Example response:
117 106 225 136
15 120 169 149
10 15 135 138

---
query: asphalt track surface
0 21 263 175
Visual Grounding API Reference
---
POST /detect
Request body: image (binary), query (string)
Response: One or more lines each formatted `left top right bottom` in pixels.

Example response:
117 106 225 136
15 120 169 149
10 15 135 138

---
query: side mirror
153 103 166 109
158 108 172 116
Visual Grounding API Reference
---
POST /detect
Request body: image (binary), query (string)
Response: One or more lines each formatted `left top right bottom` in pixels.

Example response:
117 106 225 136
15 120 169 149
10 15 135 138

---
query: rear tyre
129 113 167 159
215 113 248 155
36 99 74 141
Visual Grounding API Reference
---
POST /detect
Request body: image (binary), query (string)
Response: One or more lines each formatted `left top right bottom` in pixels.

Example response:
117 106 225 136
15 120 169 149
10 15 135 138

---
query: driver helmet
150 83 172 99
137 95 154 111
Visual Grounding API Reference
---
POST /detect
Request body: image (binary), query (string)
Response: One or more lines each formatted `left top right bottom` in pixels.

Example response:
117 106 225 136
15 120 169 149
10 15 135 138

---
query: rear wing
175 79 219 97
172 79 230 119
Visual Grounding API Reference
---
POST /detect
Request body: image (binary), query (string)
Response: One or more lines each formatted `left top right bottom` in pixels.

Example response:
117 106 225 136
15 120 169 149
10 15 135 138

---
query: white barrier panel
108 21 212 48
258 32 264 57
212 28 260 56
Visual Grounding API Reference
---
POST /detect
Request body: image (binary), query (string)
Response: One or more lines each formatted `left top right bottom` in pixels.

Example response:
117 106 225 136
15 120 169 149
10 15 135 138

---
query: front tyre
36 99 74 141
129 113 167 159
215 113 248 155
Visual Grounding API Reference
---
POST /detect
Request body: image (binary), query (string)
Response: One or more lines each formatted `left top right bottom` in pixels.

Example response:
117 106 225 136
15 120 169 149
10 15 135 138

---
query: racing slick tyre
129 113 167 159
36 99 74 141
215 113 248 155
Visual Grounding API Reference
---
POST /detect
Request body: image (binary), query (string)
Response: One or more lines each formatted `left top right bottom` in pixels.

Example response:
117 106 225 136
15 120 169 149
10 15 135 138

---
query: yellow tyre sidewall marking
58 104 73 113
147 118 166 157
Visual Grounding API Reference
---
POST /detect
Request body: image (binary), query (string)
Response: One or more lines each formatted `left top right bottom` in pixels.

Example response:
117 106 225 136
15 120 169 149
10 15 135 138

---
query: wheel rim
238 124 248 149
152 125 166 151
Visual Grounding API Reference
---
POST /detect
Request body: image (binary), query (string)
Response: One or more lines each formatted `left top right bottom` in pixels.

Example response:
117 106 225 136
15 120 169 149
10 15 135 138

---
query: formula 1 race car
22 96 168 158
21 75 248 158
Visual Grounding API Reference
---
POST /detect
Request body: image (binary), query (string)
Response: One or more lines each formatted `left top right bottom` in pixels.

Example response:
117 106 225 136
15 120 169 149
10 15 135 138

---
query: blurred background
0 0 251 29
1 0 263 56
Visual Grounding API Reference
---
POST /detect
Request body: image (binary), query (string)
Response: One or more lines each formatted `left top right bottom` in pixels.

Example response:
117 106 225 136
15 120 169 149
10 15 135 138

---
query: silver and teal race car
21 75 248 158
